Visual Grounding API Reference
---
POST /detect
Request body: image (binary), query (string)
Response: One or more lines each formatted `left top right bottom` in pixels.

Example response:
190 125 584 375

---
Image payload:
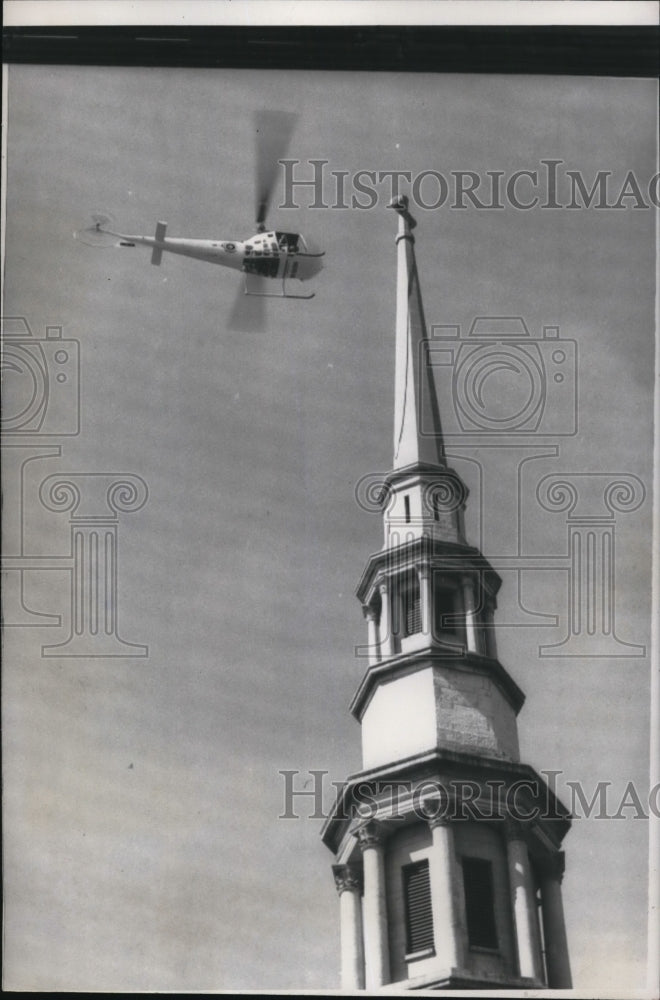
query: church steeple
322 201 572 992
390 195 446 470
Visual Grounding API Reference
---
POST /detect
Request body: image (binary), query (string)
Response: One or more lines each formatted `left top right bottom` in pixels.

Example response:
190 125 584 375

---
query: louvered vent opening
462 856 498 950
403 572 422 636
403 859 434 954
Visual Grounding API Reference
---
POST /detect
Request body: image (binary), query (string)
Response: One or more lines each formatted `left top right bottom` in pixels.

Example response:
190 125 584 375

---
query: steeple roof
390 196 446 471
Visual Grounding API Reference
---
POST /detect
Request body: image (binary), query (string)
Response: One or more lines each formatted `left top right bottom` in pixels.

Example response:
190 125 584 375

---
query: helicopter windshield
275 232 300 253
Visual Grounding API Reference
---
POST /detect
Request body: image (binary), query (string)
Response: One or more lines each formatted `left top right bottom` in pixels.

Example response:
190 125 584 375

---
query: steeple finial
388 196 446 470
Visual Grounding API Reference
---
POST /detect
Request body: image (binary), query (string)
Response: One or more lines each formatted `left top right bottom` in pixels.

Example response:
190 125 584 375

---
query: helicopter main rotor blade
255 110 298 230
228 276 267 333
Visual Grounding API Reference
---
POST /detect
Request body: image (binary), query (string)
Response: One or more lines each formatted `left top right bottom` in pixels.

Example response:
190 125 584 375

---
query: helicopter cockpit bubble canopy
245 231 300 254
274 232 300 244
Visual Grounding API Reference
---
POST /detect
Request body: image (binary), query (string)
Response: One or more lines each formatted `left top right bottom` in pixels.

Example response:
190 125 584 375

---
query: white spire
389 196 446 471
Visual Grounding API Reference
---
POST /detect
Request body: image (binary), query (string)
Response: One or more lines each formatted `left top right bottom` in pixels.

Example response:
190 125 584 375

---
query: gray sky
2 65 656 991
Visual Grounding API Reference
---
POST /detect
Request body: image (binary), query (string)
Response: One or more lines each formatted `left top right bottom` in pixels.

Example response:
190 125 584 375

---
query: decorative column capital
377 578 389 597
418 789 452 828
503 816 529 844
538 851 566 884
427 813 452 831
362 604 378 623
39 472 148 521
332 863 363 896
536 472 645 523
417 563 431 581
355 820 386 852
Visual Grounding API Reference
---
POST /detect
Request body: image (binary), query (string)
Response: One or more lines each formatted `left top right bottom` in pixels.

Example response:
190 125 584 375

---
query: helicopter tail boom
150 221 168 266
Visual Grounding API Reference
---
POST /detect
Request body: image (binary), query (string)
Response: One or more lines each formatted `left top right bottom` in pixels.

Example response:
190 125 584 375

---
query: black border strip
2 25 659 76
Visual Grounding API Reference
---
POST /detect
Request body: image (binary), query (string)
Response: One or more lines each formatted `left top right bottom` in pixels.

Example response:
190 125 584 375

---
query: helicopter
74 111 324 305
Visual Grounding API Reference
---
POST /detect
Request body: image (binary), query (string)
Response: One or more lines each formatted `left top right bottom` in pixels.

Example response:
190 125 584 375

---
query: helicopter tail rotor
74 212 119 248
254 110 298 232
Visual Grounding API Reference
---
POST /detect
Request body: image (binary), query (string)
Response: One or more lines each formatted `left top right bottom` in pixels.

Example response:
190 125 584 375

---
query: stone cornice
320 747 572 855
355 535 502 606
381 461 466 492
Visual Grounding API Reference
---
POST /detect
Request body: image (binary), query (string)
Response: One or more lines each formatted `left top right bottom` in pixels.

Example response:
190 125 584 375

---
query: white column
505 820 544 981
419 564 431 637
378 579 394 658
540 853 572 988
357 822 390 987
363 604 380 666
428 816 461 972
462 575 478 653
332 865 365 989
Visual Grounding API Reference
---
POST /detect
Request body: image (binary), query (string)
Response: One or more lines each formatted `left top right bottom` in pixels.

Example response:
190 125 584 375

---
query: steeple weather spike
389 194 446 471
387 194 417 230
